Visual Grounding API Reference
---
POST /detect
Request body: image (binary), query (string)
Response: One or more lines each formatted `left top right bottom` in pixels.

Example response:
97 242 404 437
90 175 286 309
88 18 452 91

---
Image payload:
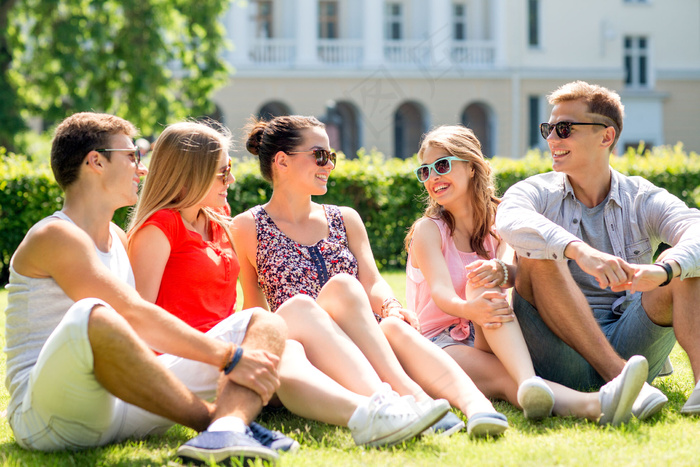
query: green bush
3 144 700 283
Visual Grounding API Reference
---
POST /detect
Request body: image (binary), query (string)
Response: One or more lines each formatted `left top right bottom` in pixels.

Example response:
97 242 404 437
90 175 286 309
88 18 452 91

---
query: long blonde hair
128 121 234 245
405 125 500 259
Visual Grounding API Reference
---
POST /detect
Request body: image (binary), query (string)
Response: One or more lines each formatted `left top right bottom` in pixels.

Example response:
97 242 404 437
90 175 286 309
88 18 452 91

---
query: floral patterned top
252 204 359 312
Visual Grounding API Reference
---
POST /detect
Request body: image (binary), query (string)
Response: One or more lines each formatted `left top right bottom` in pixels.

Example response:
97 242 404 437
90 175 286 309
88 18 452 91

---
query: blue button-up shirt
495 168 700 280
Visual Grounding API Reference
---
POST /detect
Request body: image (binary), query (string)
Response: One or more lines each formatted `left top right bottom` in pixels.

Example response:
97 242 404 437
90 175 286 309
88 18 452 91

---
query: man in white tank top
4 112 287 465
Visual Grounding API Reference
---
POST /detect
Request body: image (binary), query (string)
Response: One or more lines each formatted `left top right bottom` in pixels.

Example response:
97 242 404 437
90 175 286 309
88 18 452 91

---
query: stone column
296 0 319 67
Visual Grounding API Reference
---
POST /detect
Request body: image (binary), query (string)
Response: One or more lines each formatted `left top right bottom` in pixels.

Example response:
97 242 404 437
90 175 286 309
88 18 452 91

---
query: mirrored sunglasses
414 156 468 182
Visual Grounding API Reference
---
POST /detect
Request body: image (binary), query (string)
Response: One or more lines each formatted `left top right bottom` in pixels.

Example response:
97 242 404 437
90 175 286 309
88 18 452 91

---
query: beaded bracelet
223 346 244 375
380 297 402 318
494 258 508 287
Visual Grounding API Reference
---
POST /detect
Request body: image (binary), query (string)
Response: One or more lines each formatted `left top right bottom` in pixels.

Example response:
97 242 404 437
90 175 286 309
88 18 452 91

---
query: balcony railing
243 38 496 68
248 39 296 65
318 39 364 65
450 41 496 66
383 39 431 66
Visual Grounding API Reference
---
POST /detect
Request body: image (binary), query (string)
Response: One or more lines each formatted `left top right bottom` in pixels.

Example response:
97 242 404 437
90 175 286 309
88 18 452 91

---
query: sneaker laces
248 424 277 445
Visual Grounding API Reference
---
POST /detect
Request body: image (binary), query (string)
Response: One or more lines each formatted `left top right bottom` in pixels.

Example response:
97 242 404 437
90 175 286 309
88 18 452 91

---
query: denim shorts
429 324 475 349
513 290 676 390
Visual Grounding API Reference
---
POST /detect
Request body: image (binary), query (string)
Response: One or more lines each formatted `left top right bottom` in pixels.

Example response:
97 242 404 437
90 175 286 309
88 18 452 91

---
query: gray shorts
429 324 475 349
513 290 676 390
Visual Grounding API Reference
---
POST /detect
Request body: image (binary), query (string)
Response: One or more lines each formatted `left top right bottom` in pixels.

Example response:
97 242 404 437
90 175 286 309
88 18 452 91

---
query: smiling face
546 98 611 177
199 150 233 209
420 144 472 209
286 126 334 195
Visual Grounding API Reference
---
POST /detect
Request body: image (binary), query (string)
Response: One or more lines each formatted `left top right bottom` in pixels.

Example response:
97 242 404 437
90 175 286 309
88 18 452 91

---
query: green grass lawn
2 275 700 466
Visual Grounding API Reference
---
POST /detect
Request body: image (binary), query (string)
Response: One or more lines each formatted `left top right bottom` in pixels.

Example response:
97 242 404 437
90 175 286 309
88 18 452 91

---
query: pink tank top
406 217 499 340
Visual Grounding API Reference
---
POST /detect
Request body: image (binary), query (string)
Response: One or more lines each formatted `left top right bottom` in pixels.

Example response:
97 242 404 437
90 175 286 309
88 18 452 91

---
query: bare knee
88 304 134 345
379 316 411 343
277 295 325 322
322 274 366 301
246 309 288 353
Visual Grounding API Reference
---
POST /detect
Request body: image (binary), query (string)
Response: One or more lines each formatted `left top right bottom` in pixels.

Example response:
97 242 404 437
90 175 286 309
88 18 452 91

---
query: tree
0 0 26 150
0 0 231 150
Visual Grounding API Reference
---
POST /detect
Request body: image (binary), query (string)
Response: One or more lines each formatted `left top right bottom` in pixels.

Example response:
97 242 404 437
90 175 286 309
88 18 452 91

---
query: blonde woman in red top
128 121 446 449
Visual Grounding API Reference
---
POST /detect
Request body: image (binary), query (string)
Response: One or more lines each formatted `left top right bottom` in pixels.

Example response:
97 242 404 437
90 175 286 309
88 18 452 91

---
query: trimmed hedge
3 144 700 283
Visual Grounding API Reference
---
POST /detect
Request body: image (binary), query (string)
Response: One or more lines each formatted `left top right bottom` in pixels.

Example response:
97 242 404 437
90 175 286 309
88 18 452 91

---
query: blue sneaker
424 411 465 436
176 430 279 465
249 422 300 453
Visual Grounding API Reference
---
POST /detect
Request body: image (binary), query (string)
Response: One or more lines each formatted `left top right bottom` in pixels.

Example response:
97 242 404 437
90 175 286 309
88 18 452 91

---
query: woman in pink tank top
405 125 645 425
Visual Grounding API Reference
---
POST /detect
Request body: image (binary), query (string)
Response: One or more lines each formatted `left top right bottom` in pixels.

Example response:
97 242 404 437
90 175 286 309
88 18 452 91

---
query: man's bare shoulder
12 217 94 278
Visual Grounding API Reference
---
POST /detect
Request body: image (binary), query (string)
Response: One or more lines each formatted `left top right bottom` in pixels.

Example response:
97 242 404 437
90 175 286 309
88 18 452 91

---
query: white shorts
9 298 253 451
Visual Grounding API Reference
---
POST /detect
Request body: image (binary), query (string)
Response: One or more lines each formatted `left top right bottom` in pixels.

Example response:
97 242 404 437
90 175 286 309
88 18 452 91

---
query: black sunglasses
540 121 609 140
287 149 337 167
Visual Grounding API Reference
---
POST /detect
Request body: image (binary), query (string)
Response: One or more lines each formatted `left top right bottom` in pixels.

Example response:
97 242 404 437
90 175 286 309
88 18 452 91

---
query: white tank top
4 211 134 417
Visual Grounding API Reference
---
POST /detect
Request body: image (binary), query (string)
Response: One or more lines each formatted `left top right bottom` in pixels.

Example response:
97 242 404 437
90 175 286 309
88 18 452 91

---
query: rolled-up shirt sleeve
496 176 581 261
642 186 700 279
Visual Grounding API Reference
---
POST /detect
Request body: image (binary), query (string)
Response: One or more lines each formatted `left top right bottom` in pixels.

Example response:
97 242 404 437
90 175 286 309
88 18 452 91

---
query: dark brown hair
244 115 324 182
51 112 137 189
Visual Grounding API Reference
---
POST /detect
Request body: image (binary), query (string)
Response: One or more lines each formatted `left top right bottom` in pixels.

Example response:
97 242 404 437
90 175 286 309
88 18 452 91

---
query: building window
319 1 338 39
528 0 539 47
453 3 467 40
385 3 403 40
255 0 273 38
624 36 649 87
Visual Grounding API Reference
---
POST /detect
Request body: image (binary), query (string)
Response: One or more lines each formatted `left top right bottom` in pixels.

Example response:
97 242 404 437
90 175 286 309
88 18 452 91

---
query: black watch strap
655 262 674 287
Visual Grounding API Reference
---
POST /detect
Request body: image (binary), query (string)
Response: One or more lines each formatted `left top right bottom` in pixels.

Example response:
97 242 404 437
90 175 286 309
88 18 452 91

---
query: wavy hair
405 125 500 259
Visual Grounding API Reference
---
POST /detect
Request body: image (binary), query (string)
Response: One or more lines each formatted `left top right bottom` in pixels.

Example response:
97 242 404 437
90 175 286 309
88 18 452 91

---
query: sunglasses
287 149 337 167
539 121 609 140
414 156 468 182
95 147 141 167
216 160 232 186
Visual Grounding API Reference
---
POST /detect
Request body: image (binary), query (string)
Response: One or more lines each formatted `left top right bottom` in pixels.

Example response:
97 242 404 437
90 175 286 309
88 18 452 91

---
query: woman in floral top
232 115 509 436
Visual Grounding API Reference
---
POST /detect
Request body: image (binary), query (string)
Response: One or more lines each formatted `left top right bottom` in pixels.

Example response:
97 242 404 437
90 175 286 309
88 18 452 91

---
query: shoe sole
367 400 450 447
467 418 509 438
681 399 700 415
635 392 667 420
177 445 279 465
518 381 554 420
605 356 648 426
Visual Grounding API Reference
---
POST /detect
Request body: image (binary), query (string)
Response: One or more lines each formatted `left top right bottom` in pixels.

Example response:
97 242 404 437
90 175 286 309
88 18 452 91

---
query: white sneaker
517 376 554 420
401 395 451 433
632 382 668 420
599 355 648 426
349 384 439 447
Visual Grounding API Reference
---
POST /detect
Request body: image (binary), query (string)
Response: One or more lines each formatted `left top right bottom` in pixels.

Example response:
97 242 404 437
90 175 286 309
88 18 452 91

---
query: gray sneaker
681 385 700 415
632 382 668 420
657 356 674 377
598 355 648 426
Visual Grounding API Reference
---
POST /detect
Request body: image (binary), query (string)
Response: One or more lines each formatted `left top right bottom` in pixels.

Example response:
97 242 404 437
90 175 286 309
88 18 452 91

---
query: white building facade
215 0 700 159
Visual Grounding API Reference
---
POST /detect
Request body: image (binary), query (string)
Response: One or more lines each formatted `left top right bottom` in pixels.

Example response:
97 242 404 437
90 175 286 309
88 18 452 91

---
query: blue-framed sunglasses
414 156 468 182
